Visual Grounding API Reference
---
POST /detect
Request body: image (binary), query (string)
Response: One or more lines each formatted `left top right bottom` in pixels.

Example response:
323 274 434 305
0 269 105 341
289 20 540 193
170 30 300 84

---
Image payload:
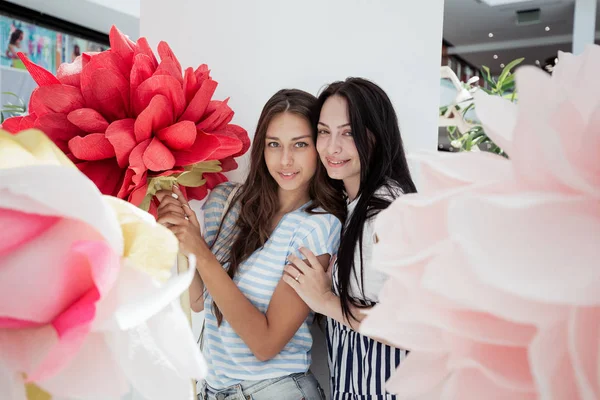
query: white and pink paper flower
361 45 600 400
0 129 207 400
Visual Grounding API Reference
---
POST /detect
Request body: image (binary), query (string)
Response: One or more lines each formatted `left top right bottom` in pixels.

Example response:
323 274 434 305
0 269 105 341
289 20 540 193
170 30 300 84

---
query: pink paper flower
360 45 600 400
0 129 206 399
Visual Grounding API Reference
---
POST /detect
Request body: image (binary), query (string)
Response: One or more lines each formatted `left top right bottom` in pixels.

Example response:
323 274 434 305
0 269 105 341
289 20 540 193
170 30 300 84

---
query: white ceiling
444 0 600 73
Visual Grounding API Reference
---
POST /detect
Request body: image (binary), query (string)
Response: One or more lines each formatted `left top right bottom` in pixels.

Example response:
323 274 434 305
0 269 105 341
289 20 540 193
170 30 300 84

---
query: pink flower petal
29 85 85 117
0 208 58 258
68 134 116 161
134 95 173 142
156 120 196 150
143 138 176 172
385 352 449 397
105 119 137 168
568 307 600 399
67 108 109 133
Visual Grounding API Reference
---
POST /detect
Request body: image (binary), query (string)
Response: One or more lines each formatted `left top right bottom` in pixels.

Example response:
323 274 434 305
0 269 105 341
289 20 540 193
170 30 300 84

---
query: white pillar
573 0 597 54
140 1 445 396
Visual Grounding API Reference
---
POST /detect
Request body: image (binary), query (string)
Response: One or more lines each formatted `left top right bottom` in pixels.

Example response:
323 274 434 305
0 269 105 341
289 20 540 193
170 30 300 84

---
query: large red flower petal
133 75 186 118
77 158 125 196
88 69 130 121
34 113 83 153
134 37 158 70
219 156 239 172
129 139 152 181
179 79 218 124
156 120 196 150
69 133 116 161
128 181 149 207
117 168 135 199
57 56 83 88
134 95 173 142
29 85 85 117
197 99 234 132
130 54 156 99
154 58 183 84
171 129 222 166
183 68 199 104
143 138 176 171
67 108 109 133
17 53 60 86
2 116 26 133
184 185 208 202
195 64 211 83
105 119 137 168
209 130 244 160
108 26 136 76
157 41 182 79
222 124 250 157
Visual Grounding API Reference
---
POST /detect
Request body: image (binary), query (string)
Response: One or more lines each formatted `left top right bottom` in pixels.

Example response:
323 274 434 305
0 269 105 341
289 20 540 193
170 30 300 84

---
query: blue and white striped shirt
202 182 342 389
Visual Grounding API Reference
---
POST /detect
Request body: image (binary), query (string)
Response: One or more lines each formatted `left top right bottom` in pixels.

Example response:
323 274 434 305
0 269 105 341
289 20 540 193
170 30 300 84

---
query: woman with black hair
6 29 23 61
284 77 416 399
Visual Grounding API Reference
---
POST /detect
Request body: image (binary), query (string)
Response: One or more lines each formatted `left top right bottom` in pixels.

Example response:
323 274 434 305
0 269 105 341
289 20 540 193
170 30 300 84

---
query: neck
277 185 310 214
344 175 361 202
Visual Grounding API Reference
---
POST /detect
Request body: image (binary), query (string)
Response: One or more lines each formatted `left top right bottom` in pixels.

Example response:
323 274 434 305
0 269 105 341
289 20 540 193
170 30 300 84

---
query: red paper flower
2 26 250 210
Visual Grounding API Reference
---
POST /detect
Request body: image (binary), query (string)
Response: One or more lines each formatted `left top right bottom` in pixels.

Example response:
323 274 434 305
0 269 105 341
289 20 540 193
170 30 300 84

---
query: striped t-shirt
201 182 342 389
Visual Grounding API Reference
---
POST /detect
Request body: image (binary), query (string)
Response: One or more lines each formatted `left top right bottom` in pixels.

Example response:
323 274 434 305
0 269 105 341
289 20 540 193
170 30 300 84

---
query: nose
280 147 293 167
327 135 341 155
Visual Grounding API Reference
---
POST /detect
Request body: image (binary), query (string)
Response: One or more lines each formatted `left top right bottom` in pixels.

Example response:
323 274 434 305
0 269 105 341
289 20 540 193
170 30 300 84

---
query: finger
287 254 312 275
157 203 186 218
172 185 200 228
282 274 301 292
155 189 175 202
157 195 180 211
299 247 327 271
284 264 302 278
157 212 188 227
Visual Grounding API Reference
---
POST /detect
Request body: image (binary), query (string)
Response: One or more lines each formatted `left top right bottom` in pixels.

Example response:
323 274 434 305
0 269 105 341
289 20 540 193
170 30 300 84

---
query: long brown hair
211 89 346 325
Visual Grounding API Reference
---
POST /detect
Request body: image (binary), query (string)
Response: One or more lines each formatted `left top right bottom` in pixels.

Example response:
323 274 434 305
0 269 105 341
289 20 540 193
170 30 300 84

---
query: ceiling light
493 54 499 59
488 32 494 38
545 26 551 31
480 0 531 5
535 60 541 65
500 63 505 68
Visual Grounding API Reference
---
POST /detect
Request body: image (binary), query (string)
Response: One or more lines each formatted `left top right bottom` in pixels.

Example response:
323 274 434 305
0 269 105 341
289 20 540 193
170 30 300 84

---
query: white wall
5 0 139 39
141 0 445 397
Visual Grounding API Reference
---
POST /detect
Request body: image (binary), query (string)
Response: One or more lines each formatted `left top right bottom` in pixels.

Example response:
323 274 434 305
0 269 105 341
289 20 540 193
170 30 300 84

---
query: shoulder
297 209 342 233
203 181 240 213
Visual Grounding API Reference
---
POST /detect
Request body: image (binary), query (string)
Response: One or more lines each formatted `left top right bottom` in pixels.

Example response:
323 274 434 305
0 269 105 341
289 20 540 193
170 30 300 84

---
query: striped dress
202 182 342 390
327 189 408 400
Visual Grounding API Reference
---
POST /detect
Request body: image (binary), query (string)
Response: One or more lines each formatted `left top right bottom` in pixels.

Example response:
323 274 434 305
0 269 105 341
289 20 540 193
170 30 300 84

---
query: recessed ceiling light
488 32 494 38
535 60 541 65
500 63 505 68
545 26 551 31
493 54 499 59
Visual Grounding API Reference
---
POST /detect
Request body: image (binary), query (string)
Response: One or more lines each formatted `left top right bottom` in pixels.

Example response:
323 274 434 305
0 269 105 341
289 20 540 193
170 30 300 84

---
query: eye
294 142 309 148
342 131 353 137
266 142 279 148
317 129 330 135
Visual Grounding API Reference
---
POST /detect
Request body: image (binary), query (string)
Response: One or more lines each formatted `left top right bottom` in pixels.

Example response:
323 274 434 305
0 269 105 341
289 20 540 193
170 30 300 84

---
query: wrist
319 291 338 317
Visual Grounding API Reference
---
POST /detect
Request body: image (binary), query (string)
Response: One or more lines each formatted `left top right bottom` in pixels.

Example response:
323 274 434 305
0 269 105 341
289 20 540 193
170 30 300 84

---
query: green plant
441 58 524 158
1 92 27 123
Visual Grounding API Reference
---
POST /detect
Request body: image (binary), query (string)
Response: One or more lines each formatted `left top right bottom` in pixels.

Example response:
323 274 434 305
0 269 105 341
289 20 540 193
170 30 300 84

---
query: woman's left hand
283 248 335 314
155 185 208 258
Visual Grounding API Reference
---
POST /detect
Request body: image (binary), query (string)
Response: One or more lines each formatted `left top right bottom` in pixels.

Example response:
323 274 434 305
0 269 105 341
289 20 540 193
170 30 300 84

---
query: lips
278 171 299 180
326 157 350 168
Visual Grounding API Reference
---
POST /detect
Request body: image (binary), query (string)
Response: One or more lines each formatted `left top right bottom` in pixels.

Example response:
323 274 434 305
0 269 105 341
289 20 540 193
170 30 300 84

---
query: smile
326 158 350 167
279 172 299 180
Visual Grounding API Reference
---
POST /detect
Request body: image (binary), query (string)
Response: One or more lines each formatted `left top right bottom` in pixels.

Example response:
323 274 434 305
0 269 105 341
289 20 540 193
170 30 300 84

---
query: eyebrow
317 122 351 129
266 135 312 141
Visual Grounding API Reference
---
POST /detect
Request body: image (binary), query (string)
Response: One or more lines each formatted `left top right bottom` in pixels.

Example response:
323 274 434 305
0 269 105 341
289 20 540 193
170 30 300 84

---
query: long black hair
316 77 417 322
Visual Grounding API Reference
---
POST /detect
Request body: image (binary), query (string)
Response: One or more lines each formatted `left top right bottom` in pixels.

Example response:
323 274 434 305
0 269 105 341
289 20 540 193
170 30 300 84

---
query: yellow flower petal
0 129 74 169
103 196 178 281
25 383 51 400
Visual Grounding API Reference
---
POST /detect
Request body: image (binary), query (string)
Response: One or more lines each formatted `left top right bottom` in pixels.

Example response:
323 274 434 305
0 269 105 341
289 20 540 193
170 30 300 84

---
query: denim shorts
199 371 326 400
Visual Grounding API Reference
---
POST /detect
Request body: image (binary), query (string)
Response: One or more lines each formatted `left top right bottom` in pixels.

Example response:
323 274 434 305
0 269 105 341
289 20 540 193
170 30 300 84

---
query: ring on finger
295 273 301 282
